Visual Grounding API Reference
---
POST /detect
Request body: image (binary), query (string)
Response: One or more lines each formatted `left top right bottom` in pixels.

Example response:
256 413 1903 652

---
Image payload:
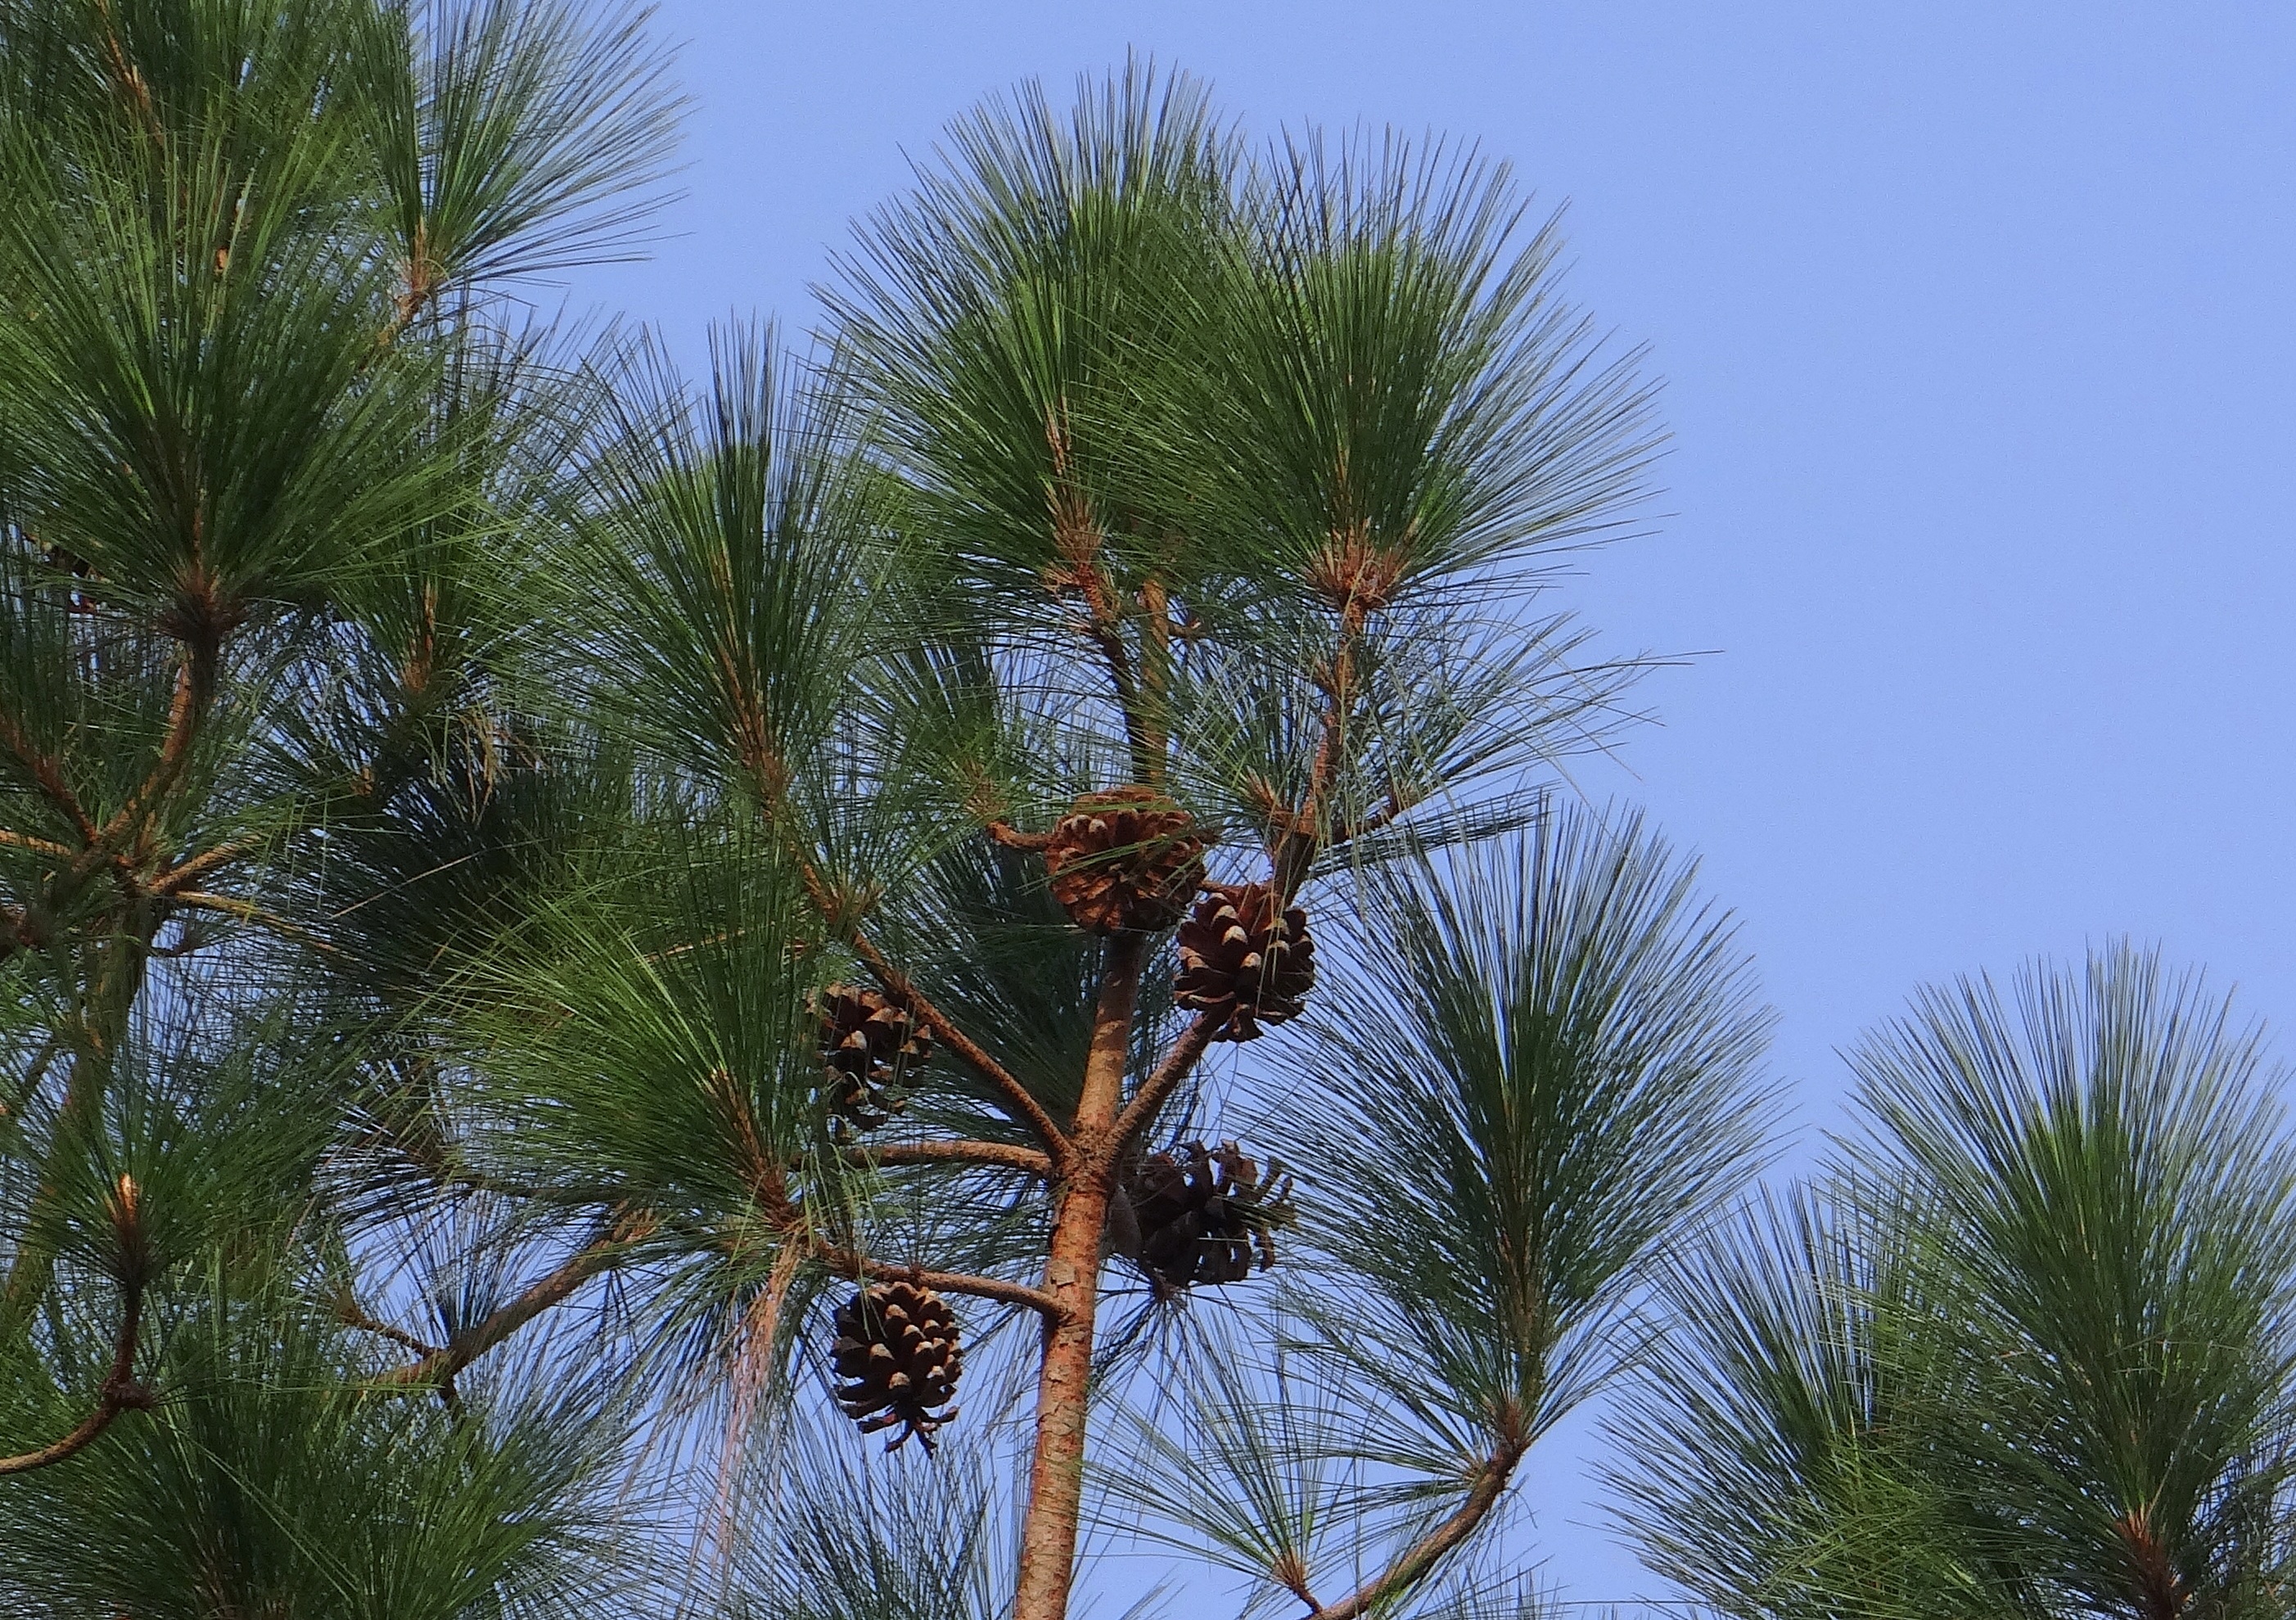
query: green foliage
1613 948 2296 1620
1283 802 1775 1462
13 13 2251 1620
3 1281 643 1619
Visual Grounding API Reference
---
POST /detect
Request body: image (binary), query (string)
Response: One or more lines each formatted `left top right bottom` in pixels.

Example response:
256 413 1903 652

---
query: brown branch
986 821 1056 852
0 1275 151 1477
846 927 1070 1158
374 1223 639 1389
770 800 1062 1157
2115 1506 2187 1620
168 890 341 957
336 1296 443 1361
1297 1442 1527 1620
1041 467 1161 782
0 712 97 846
812 1242 1062 1319
91 648 212 861
855 1139 1054 1179
0 827 74 862
1014 931 1145 1620
1112 1013 1221 1150
151 831 270 896
1272 578 1384 898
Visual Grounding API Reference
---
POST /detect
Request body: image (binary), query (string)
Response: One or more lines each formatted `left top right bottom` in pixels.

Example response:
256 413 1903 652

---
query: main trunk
1012 933 1143 1620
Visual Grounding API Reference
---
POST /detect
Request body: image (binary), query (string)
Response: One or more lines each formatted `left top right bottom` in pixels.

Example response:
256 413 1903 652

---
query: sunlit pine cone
1040 787 1207 935
1172 883 1315 1040
830 1280 963 1452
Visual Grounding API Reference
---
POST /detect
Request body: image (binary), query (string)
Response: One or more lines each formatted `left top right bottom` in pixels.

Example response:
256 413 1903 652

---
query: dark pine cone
1042 787 1207 935
1172 883 1315 1040
814 984 932 1134
1128 1140 1295 1290
830 1280 963 1452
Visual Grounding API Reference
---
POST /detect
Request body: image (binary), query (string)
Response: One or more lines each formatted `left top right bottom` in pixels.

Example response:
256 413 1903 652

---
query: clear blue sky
568 2 2296 1604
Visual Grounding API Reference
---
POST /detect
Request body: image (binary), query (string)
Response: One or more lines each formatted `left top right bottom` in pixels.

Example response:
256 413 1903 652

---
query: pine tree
18 8 2277 1620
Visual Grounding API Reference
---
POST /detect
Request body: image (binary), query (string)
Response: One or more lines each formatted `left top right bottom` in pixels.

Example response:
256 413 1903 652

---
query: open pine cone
830 1280 963 1452
1128 1141 1295 1290
1173 883 1315 1040
814 984 932 1133
1042 787 1207 934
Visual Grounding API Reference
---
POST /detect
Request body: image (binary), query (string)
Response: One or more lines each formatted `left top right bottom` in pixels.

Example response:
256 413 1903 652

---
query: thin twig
0 827 73 861
1297 1441 1527 1620
168 890 342 957
374 1221 643 1390
86 647 214 868
846 927 1070 1158
336 1295 444 1361
0 712 97 846
151 831 271 896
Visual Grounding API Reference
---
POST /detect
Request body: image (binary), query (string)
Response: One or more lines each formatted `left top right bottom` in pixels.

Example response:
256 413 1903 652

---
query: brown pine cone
1042 787 1207 934
1172 883 1315 1040
814 984 932 1133
830 1280 963 1452
1128 1141 1295 1290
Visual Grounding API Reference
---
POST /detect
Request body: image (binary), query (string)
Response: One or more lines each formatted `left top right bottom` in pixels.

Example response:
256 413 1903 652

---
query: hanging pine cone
1172 883 1315 1040
1127 1141 1295 1290
830 1280 963 1452
1041 787 1207 934
814 984 932 1134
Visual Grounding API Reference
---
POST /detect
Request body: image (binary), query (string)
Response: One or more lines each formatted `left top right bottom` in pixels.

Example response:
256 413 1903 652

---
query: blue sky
568 2 2296 1604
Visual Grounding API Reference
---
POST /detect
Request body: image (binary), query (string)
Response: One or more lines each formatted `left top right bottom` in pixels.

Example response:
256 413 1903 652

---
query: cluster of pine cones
1125 1140 1295 1289
819 785 1322 1451
1040 789 1315 1041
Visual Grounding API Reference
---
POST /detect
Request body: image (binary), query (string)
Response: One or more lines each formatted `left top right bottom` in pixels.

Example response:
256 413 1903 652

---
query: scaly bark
1013 931 1145 1620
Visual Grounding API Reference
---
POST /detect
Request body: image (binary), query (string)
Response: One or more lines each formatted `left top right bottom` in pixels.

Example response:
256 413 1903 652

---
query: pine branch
168 891 342 957
1112 1012 1220 1149
0 1274 153 1477
1016 930 1148 1620
0 827 74 861
151 831 273 896
1296 1441 1526 1620
0 710 97 846
812 1243 1062 1318
374 1218 643 1390
856 1139 1054 1179
83 641 219 873
846 924 1071 1157
334 1294 444 1361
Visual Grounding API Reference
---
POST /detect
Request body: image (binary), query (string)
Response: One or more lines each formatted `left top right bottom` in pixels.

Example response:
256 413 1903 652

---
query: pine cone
830 1280 963 1452
1128 1141 1294 1289
814 984 932 1133
1173 883 1315 1040
1042 787 1207 934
